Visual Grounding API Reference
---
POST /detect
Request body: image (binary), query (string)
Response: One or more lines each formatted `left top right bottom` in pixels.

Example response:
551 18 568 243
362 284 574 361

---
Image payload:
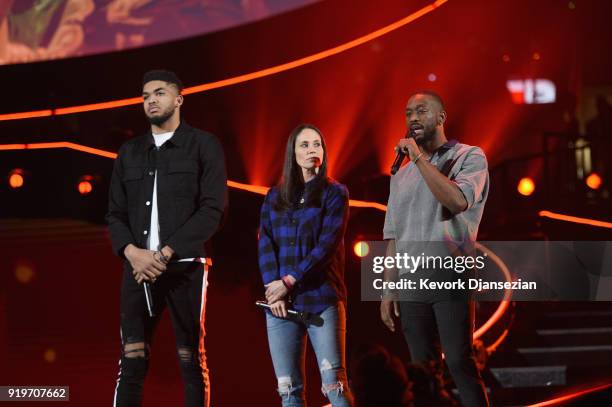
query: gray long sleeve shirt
383 140 489 277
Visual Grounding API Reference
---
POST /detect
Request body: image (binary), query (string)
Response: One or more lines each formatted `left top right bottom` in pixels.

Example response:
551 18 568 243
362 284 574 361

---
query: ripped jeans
265 302 353 407
114 262 210 407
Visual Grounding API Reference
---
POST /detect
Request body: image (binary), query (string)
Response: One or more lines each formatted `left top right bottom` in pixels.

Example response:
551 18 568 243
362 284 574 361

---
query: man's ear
438 110 447 126
176 94 184 107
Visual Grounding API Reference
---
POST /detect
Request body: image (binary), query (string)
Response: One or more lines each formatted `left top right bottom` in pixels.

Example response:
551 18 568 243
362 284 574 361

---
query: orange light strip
182 0 448 95
0 0 448 122
54 97 143 116
0 144 28 150
475 305 510 341
526 383 612 407
349 199 387 212
0 110 53 121
227 180 269 195
62 142 118 159
539 210 612 229
486 328 509 354
0 142 117 159
473 242 513 340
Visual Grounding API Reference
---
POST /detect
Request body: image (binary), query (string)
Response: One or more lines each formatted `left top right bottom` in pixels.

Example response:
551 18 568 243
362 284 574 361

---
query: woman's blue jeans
265 302 353 406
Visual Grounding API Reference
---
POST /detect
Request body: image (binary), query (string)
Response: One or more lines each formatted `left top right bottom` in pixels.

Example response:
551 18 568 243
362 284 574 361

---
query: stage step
485 302 612 406
536 326 612 335
516 345 612 366
490 365 566 388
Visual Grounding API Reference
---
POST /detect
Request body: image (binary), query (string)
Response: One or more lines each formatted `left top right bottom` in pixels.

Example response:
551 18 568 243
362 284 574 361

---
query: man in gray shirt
380 91 489 407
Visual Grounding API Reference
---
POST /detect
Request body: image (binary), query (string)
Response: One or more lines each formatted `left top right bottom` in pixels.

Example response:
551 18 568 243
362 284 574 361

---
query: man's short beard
147 109 174 126
415 126 436 146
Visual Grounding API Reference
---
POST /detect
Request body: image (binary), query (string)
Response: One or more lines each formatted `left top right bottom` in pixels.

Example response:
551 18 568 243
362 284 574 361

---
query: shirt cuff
383 232 396 240
455 181 475 210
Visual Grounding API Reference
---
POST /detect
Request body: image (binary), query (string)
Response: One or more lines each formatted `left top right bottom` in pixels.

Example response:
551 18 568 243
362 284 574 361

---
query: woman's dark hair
274 124 329 211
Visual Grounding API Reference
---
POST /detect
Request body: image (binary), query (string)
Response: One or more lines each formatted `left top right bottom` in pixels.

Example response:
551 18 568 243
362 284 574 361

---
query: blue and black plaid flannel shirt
258 179 349 314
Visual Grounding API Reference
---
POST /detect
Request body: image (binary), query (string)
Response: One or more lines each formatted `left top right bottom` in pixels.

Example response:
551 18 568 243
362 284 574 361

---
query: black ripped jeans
114 262 210 407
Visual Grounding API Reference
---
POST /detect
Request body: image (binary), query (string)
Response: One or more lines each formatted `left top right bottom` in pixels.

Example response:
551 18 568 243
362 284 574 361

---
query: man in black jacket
107 69 227 407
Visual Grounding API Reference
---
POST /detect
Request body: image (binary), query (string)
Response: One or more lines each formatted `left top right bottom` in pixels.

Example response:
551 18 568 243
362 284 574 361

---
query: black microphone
390 130 413 175
255 301 324 326
255 301 308 320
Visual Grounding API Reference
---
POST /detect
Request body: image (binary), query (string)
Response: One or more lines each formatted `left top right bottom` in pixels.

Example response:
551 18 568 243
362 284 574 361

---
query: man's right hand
380 299 400 332
124 244 166 284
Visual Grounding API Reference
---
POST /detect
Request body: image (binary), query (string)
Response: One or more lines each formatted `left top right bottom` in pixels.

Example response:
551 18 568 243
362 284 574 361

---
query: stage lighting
78 181 92 195
586 173 602 190
43 349 56 363
506 79 556 104
353 241 370 258
77 175 96 195
14 260 34 284
8 168 25 189
517 177 535 196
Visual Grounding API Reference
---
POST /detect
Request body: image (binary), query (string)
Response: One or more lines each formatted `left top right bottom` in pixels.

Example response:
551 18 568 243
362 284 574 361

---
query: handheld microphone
255 301 308 320
390 130 413 175
144 282 155 317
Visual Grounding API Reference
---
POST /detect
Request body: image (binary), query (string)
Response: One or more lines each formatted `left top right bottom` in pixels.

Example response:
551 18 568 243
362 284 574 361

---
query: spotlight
77 175 97 195
43 349 57 363
586 173 602 190
8 168 25 189
353 241 370 258
427 73 437 82
78 181 92 195
517 177 535 196
14 260 35 284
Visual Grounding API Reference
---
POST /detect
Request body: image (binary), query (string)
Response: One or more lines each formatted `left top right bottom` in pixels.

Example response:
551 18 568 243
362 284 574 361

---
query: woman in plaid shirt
258 124 353 406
